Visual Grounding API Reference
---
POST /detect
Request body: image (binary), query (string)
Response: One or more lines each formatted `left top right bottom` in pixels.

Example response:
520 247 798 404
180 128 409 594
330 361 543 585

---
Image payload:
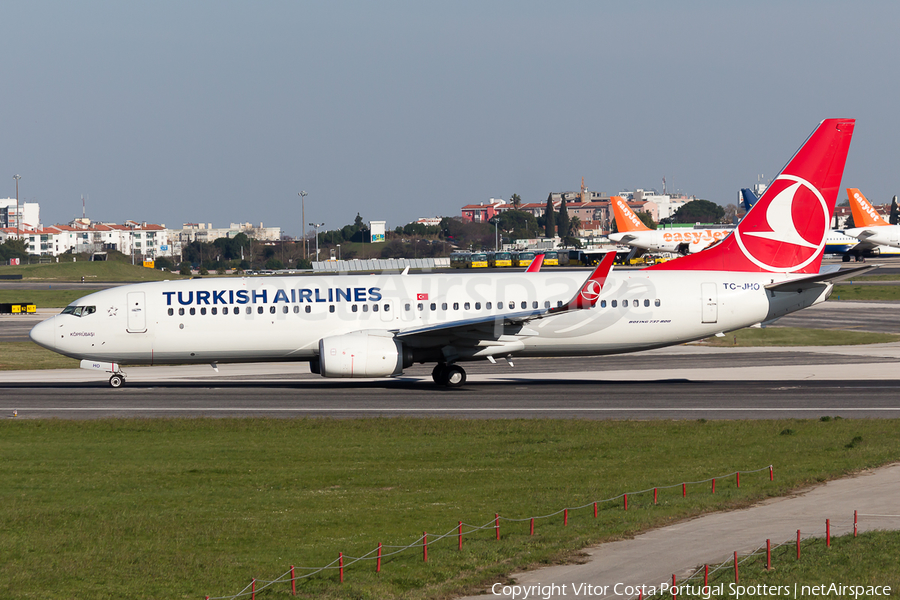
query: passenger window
644 299 650 307
601 300 607 308
557 301 563 308
211 307 217 315
486 302 492 309
655 299 661 307
352 305 358 313
532 301 538 309
168 308 174 316
269 306 276 314
257 306 264 314
223 307 229 315
190 307 196 315
441 302 447 310
373 304 379 312
453 302 459 310
200 307 207 315
293 306 299 313
430 303 436 311
405 303 411 311
246 306 252 314
179 308 185 316
329 305 335 313
475 302 481 310
544 301 550 308
384 304 390 312
623 300 628 308
417 303 423 311
464 302 470 310
362 304 369 312
305 306 311 313
611 300 617 308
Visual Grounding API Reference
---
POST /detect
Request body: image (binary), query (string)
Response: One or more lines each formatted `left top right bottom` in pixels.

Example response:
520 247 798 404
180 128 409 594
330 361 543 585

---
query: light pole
298 191 308 258
13 174 21 240
336 244 341 261
309 222 324 261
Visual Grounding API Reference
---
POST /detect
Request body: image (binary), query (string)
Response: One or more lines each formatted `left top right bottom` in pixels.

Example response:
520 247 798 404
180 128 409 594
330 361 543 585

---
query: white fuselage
31 270 831 369
844 226 900 249
608 229 731 254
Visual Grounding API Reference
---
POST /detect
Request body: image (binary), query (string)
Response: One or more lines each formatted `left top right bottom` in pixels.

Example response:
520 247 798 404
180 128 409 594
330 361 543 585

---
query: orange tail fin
847 188 888 228
611 196 651 232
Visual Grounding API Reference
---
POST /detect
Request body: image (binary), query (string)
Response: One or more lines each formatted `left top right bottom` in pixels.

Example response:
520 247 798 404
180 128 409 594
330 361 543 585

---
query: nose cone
29 317 57 351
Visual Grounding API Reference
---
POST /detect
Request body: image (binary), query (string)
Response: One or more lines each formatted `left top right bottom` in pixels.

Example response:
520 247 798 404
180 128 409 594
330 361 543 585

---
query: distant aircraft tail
847 188 888 228
740 188 759 213
611 196 651 232
649 118 855 274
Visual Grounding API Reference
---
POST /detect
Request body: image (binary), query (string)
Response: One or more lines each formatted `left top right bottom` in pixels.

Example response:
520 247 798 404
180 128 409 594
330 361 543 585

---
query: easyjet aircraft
31 119 870 388
843 187 900 250
607 197 731 255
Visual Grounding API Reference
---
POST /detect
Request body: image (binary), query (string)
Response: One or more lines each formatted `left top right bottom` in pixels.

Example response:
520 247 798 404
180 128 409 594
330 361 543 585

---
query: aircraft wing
765 264 879 293
394 253 616 352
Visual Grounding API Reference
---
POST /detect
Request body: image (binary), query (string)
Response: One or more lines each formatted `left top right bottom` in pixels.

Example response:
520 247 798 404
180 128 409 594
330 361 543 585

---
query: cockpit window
61 305 96 317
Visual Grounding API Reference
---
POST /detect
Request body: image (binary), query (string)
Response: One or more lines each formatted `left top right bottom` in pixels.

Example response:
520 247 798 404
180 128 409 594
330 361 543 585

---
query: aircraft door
381 300 394 323
126 292 148 333
701 283 717 324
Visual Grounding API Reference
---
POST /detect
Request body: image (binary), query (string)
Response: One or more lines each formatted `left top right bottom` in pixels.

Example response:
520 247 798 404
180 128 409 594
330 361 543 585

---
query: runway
3 347 900 419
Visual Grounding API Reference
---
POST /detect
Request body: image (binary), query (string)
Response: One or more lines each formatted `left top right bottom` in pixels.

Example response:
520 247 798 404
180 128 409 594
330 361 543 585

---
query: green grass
0 342 80 370
0 289 95 308
659 531 900 599
0 260 184 282
1 418 899 600
697 327 900 347
830 284 900 301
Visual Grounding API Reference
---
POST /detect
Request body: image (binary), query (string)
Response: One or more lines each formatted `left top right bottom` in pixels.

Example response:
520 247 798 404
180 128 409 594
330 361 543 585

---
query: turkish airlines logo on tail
734 174 828 272
580 280 602 303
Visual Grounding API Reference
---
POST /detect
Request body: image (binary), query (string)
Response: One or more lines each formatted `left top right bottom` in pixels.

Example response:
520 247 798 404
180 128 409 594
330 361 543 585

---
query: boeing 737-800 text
30 119 868 387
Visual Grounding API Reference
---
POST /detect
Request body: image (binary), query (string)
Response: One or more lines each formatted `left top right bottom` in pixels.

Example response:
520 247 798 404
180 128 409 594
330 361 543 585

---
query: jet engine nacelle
318 331 411 378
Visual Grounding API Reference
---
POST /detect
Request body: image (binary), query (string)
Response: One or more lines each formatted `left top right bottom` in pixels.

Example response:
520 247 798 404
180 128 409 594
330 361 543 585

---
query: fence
206 465 775 599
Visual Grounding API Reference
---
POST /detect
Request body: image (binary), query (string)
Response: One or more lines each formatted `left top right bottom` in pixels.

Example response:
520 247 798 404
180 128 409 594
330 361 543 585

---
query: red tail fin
650 119 855 273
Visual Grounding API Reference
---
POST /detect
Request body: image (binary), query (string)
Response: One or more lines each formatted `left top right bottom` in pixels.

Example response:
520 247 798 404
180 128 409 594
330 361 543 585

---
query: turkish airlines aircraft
31 119 869 388
843 188 900 249
607 197 731 255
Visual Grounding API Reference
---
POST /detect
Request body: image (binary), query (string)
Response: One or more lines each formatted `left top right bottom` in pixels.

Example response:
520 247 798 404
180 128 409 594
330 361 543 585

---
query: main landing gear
108 369 127 388
431 363 467 387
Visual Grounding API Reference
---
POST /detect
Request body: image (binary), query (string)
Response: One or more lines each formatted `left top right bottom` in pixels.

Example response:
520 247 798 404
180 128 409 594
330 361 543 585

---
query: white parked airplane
31 119 870 388
607 196 731 255
843 187 900 249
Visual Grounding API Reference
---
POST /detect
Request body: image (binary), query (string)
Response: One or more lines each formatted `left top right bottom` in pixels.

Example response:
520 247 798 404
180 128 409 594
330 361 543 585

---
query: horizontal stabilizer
764 264 879 293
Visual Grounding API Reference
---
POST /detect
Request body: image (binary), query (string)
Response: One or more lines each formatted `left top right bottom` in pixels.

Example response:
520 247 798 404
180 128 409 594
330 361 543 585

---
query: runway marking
6 407 900 412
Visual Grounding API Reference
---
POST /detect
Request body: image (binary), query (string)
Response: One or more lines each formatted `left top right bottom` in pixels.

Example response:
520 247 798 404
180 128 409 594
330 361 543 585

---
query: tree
510 193 522 210
0 238 28 261
891 196 899 225
570 215 582 236
670 199 726 224
544 194 556 238
557 197 570 239
636 211 657 230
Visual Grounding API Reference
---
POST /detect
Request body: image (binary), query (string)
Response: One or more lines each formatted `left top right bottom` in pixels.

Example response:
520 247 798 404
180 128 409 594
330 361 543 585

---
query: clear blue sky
4 1 899 237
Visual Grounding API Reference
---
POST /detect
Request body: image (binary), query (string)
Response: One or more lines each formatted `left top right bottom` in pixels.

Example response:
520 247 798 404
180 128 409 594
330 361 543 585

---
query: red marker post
495 514 500 540
423 533 428 562
377 543 382 572
290 565 296 595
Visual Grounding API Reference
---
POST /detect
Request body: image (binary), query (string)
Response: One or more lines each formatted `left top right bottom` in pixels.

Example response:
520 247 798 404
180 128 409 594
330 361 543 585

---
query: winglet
550 251 616 314
525 254 545 273
847 188 888 228
611 196 651 233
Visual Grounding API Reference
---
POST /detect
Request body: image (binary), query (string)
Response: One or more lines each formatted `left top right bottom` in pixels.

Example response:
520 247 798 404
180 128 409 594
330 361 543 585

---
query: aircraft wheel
444 365 467 387
842 254 851 263
109 374 125 388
